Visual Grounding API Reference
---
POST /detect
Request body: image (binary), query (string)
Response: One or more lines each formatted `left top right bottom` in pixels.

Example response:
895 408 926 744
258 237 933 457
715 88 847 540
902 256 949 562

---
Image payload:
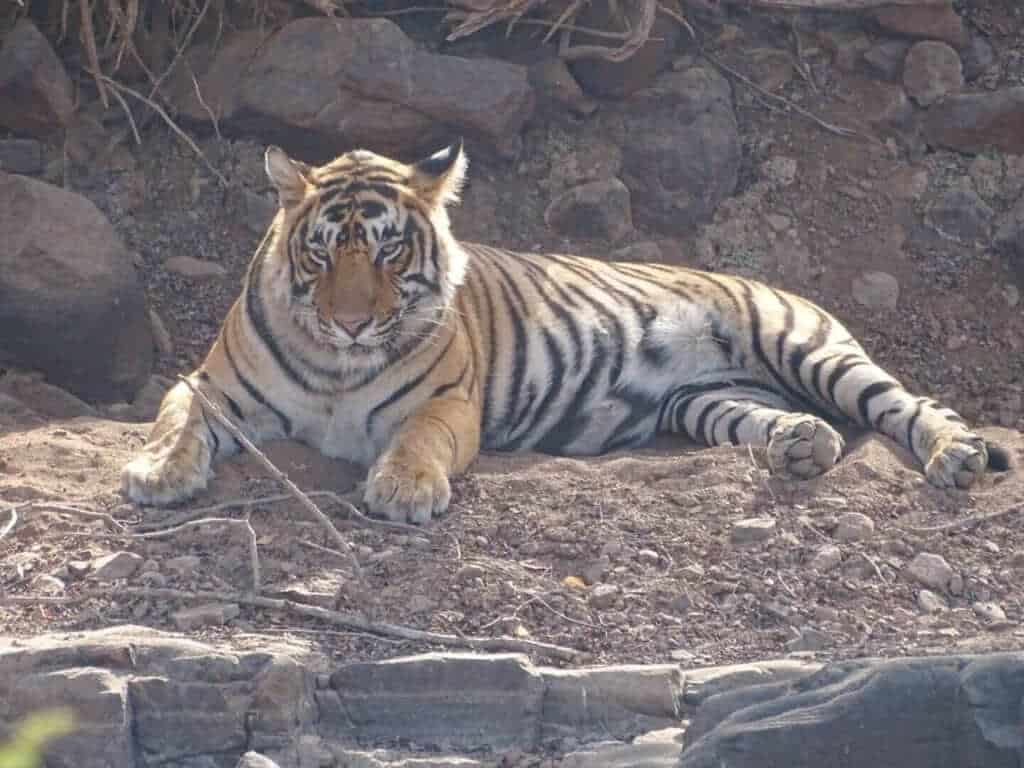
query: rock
164 554 203 576
561 729 683 768
545 179 633 242
0 20 75 137
164 255 228 279
761 156 797 187
852 271 900 310
903 41 963 107
917 589 948 613
926 187 994 244
568 0 683 99
637 549 660 567
967 154 1003 200
862 40 911 81
833 512 875 542
0 138 44 175
680 653 1024 767
590 584 622 610
859 81 915 134
972 601 1007 624
236 753 282 768
961 35 996 81
528 58 598 116
730 518 776 545
620 66 741 235
872 2 968 49
994 196 1024 269
923 87 1024 155
91 551 143 581
610 241 664 263
328 653 545 751
809 545 843 573
542 665 683 742
906 552 955 592
168 20 534 161
784 627 830 653
455 564 486 582
0 173 154 403
0 370 97 419
172 602 241 630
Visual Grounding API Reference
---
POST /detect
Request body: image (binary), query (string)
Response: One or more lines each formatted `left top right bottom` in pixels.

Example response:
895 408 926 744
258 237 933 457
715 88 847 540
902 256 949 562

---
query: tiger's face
263 141 468 360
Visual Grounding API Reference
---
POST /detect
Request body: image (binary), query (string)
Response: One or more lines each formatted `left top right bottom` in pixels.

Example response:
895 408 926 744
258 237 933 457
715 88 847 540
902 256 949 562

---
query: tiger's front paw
121 445 210 507
364 454 451 525
925 431 988 490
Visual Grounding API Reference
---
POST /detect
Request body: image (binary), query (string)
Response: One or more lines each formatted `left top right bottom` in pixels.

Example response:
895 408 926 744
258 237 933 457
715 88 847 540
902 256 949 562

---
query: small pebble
730 517 777 545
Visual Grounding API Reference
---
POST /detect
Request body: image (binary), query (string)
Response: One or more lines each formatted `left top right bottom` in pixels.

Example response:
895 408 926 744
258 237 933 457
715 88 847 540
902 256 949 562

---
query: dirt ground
2 1 1024 669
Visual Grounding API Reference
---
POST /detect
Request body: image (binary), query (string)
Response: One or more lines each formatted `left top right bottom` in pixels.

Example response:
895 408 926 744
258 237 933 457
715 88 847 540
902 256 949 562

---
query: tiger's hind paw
925 432 988 490
767 414 845 480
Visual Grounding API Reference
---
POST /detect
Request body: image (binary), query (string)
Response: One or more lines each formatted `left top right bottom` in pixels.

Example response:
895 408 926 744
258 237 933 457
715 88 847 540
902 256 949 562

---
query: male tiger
122 140 1011 523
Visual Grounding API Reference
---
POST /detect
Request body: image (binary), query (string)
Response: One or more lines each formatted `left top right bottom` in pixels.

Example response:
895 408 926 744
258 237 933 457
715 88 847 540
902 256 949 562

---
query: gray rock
164 255 228 279
809 544 843 573
961 35 996 81
730 518 776 545
0 20 75 137
528 58 598 116
784 627 831 652
562 728 684 768
973 601 1007 624
833 512 875 542
994 195 1024 269
0 172 154 403
852 271 900 310
862 40 910 81
610 241 664 263
544 178 633 242
590 584 622 610
620 66 741 235
923 87 1024 155
172 602 241 630
236 753 282 768
0 370 97 419
542 665 683 742
679 654 1024 767
871 3 968 49
91 551 143 581
926 187 994 243
0 138 44 175
329 653 545 751
906 552 955 592
168 20 533 161
917 589 948 613
903 41 963 107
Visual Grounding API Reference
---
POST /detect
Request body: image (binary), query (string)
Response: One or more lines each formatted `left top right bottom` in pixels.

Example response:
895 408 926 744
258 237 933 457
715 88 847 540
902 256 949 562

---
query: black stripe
904 400 924 461
222 333 292 436
366 333 455 434
709 404 740 445
224 394 245 422
856 381 899 427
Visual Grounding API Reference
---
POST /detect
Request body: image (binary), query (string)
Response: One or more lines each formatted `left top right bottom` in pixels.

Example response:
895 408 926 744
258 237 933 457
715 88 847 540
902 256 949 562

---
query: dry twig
178 376 364 584
95 75 229 186
0 503 26 542
899 505 1024 536
79 0 110 108
2 587 582 662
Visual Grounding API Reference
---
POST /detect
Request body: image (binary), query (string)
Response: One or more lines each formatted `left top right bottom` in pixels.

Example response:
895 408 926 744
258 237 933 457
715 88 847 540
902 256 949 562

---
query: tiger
121 139 1012 523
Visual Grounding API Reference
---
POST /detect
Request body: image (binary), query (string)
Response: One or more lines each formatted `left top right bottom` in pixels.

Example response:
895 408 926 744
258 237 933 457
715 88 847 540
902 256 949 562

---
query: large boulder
0 19 75 138
169 18 534 161
619 65 741 235
923 87 1024 155
0 172 154 403
679 653 1024 768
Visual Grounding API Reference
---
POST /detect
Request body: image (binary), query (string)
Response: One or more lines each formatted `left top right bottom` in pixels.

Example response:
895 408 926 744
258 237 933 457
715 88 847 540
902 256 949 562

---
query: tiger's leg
659 377 845 479
807 348 1007 489
364 394 481 524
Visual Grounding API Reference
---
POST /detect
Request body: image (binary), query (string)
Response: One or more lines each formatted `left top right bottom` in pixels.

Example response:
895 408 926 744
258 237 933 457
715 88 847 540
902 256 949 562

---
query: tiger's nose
336 315 373 338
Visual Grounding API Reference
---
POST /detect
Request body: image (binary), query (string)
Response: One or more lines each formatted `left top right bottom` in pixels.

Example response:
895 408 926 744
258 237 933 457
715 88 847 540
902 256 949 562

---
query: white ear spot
412 139 468 208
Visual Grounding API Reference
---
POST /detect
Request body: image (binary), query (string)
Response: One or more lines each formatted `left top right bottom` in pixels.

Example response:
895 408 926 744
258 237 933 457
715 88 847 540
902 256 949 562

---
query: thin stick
103 84 142 146
79 0 110 108
95 75 229 187
192 75 222 140
899 505 1023 535
0 504 22 542
1 587 582 662
147 0 213 101
702 49 874 142
29 502 128 533
178 375 364 585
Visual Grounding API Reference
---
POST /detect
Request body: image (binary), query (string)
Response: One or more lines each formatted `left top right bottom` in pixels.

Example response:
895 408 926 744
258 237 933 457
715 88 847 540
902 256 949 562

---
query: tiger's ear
410 139 468 209
265 145 311 209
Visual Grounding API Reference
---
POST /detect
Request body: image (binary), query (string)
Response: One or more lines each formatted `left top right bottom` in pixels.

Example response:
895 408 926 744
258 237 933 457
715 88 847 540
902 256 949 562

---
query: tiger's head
262 141 469 360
